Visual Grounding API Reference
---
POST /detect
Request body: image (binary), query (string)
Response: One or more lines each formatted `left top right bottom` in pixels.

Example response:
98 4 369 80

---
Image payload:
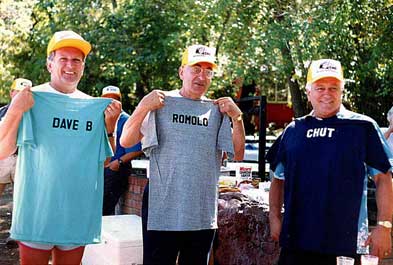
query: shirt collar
308 104 348 120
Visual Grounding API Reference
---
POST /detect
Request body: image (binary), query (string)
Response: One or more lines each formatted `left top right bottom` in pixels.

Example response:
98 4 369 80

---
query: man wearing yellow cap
120 44 245 265
267 59 393 264
0 30 121 265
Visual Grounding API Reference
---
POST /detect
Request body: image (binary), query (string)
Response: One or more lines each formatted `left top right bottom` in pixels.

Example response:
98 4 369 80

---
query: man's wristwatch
377 221 392 229
118 158 124 167
233 113 243 122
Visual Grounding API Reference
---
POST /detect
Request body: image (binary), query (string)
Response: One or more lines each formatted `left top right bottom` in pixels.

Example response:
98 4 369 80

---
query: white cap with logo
11 78 32 91
101 86 121 98
306 59 344 86
181 45 217 69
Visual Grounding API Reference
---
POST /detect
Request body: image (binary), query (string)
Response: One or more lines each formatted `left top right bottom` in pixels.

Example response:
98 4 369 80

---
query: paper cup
336 256 354 265
361 255 379 265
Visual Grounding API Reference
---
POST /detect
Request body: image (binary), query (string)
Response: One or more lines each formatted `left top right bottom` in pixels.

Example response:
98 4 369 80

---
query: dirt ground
0 185 18 265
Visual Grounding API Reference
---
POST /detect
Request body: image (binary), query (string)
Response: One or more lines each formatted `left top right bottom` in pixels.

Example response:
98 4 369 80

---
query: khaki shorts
0 155 17 184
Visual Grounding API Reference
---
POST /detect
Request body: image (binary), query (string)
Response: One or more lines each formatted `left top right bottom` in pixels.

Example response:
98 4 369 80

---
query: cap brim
307 74 344 85
188 60 218 70
49 39 91 57
102 93 121 99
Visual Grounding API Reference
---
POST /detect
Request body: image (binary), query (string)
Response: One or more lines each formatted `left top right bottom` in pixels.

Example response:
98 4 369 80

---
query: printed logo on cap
318 61 338 72
195 46 212 57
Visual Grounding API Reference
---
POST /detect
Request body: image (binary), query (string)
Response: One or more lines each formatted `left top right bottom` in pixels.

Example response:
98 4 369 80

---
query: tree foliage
1 0 392 126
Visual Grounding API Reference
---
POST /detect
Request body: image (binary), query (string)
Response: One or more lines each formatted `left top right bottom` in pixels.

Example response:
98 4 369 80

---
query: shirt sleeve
101 128 114 162
266 130 287 180
100 102 114 162
17 111 35 148
365 122 393 175
125 142 142 153
265 134 282 172
217 114 234 157
141 111 158 157
273 162 285 180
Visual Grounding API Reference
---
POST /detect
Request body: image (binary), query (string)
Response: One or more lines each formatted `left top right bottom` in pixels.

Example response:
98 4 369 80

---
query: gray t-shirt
142 93 234 231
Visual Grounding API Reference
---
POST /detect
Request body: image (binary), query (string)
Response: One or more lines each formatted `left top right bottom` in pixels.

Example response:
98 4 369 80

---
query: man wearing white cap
0 78 32 248
0 30 121 265
267 59 393 264
101 85 143 216
0 78 32 198
120 44 245 264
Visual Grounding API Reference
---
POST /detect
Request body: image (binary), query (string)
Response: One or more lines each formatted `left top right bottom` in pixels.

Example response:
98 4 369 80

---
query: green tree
1 0 392 127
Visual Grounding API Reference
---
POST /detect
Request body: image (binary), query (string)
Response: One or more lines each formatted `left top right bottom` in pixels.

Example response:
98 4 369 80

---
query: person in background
0 30 121 265
120 44 245 265
384 106 393 152
101 85 143 216
0 78 32 197
0 78 32 247
267 59 393 265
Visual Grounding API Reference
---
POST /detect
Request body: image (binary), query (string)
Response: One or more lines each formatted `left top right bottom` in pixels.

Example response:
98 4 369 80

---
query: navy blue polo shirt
267 106 392 256
0 104 9 121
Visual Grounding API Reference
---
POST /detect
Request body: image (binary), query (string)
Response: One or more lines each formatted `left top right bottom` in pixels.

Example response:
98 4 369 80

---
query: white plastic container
82 214 143 265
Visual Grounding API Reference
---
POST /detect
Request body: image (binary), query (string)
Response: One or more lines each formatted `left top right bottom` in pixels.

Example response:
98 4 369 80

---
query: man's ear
306 89 311 102
46 60 52 73
178 66 184 80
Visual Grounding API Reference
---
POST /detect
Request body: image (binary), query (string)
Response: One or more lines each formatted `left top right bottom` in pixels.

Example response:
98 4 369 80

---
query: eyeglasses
189 65 214 79
312 86 341 93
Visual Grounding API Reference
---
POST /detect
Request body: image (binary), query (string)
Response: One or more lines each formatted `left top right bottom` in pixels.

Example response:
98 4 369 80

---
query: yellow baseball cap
11 78 32 91
306 59 344 85
181 45 218 69
47 30 91 57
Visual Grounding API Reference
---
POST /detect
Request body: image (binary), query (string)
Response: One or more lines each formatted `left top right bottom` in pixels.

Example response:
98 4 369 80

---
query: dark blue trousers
102 166 129 216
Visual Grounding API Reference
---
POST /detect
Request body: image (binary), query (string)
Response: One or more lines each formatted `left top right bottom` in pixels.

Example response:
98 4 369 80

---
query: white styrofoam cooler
82 214 143 265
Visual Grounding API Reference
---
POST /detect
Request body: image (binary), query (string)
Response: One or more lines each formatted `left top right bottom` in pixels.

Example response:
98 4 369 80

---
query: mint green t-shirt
11 91 112 245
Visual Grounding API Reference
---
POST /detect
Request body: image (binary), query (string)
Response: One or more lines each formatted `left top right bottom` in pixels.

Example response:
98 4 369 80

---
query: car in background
243 135 277 162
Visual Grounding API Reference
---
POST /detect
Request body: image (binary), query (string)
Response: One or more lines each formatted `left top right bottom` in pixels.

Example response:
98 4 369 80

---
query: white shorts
20 241 81 251
0 154 17 184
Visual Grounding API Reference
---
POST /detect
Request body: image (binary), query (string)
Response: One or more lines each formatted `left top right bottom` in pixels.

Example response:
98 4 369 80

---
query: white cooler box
82 214 143 265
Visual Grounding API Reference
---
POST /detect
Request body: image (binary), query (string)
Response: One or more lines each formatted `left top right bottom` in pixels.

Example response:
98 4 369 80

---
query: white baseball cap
306 59 344 86
181 45 217 69
11 78 32 91
101 86 121 98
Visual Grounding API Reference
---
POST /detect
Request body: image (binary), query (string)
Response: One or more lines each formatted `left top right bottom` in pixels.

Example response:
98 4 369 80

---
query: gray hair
46 51 86 62
47 51 56 61
306 80 345 91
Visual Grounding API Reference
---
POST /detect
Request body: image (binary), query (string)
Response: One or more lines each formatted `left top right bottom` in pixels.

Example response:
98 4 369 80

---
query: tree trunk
111 0 117 9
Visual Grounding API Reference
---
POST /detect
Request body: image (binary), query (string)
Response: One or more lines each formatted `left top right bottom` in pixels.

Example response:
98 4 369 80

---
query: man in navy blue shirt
267 59 393 265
